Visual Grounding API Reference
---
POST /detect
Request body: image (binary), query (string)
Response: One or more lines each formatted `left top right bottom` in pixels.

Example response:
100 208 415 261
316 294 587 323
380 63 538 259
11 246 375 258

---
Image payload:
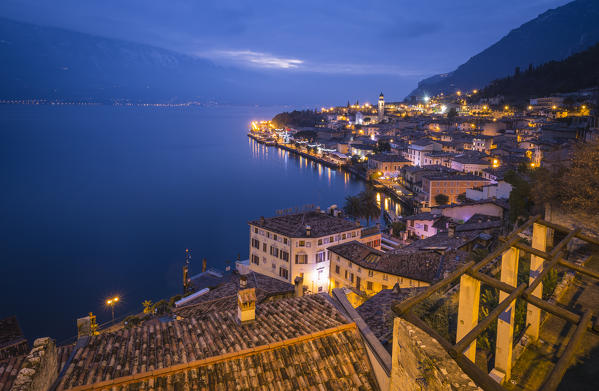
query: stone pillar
492 246 519 383
526 223 547 340
456 274 481 362
10 338 58 391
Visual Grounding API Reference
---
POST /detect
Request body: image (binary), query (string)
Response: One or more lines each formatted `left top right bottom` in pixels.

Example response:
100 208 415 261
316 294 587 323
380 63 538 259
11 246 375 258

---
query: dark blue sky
0 0 572 101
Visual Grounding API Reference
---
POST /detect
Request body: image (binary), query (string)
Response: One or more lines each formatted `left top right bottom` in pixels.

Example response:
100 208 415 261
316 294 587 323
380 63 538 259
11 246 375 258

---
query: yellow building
327 241 448 307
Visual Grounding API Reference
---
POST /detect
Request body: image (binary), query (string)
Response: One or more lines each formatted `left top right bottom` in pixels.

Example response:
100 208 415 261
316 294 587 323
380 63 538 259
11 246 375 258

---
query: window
251 254 260 265
280 251 289 262
330 236 334 242
318 239 323 246
316 251 325 263
344 270 348 279
273 234 277 241
424 224 428 232
254 228 258 234
318 269 323 280
350 273 354 283
262 243 267 252
251 238 260 249
342 234 346 240
269 246 279 257
383 274 388 281
352 231 356 238
272 263 276 271
367 281 373 291
306 242 311 248
368 270 374 277
335 265 340 274
267 232 270 239
299 240 305 247
279 267 289 279
283 238 288 245
295 254 308 264
357 267 361 274
348 262 352 269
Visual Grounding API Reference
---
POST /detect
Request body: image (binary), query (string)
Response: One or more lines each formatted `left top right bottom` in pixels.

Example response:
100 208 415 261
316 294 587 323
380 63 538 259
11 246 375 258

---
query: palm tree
343 195 362 220
343 190 380 226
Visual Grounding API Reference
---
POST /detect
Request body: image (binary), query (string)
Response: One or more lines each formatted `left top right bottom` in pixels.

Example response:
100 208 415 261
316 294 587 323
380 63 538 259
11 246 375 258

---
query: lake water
0 105 374 343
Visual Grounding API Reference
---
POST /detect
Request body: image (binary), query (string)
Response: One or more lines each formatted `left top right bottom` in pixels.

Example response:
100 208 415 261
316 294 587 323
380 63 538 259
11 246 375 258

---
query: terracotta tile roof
182 271 294 308
249 211 357 238
356 286 426 353
0 317 28 361
57 295 375 391
328 240 446 283
0 355 26 391
98 327 377 391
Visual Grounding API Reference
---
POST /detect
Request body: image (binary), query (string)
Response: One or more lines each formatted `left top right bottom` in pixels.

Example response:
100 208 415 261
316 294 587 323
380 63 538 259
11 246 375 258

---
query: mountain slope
479 42 599 100
0 17 259 102
408 0 599 99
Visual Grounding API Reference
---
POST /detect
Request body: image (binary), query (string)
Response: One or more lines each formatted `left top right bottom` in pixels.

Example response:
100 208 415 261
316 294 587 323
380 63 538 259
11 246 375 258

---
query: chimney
202 258 207 273
237 288 256 323
448 222 456 238
240 274 247 288
305 225 311 237
294 276 304 297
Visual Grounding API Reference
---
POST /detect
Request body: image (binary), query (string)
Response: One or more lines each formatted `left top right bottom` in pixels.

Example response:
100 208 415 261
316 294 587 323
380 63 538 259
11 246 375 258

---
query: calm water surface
0 105 373 342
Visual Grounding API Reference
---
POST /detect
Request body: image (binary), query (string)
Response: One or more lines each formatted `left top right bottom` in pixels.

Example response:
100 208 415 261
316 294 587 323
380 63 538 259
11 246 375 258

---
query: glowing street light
106 296 120 323
423 95 430 103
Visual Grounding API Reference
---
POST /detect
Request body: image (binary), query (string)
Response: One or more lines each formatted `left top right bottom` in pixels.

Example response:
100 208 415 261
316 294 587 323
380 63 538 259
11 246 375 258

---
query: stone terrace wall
390 317 482 391
10 338 58 391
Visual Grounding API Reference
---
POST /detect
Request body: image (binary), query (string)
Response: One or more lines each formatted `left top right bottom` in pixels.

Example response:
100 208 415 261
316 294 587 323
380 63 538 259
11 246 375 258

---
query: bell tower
378 92 385 122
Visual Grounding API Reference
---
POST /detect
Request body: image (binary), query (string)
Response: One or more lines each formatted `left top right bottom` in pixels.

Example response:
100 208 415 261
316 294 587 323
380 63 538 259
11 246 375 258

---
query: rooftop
451 155 490 165
423 173 488 181
328 240 451 283
186 271 294 307
249 210 358 238
57 295 377 391
369 153 410 163
356 286 426 353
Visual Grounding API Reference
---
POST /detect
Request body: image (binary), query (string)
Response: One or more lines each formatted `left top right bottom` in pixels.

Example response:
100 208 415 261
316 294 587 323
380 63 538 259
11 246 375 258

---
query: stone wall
390 317 482 391
10 337 58 391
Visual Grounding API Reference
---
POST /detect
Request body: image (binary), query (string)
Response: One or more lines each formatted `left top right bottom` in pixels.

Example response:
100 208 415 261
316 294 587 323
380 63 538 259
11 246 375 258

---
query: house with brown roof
327 240 466 307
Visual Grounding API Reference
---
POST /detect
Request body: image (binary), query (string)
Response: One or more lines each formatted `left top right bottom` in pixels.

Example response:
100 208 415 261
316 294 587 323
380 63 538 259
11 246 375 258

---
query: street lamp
106 296 119 323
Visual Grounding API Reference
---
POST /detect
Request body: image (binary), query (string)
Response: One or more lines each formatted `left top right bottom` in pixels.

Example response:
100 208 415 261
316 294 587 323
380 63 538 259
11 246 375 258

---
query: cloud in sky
202 50 303 69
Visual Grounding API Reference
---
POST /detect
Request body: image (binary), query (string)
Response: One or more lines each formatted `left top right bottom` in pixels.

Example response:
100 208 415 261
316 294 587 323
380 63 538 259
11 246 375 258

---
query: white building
378 93 385 122
405 140 441 167
248 209 378 294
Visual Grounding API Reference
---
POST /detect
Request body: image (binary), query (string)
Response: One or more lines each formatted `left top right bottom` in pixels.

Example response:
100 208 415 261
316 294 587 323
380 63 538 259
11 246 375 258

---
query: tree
457 193 467 203
374 141 391 153
391 221 406 236
447 107 457 119
343 190 380 226
505 170 532 224
434 193 449 205
142 300 153 314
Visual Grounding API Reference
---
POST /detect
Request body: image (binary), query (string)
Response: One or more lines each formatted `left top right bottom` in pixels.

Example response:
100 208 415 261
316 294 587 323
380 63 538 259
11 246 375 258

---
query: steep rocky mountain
407 0 599 99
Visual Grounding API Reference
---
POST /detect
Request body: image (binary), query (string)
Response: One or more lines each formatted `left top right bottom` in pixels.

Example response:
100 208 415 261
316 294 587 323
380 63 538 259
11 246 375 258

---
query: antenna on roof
183 249 192 294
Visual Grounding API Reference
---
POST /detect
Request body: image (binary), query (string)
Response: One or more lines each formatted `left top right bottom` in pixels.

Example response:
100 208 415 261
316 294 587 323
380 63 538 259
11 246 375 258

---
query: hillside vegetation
480 42 599 101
